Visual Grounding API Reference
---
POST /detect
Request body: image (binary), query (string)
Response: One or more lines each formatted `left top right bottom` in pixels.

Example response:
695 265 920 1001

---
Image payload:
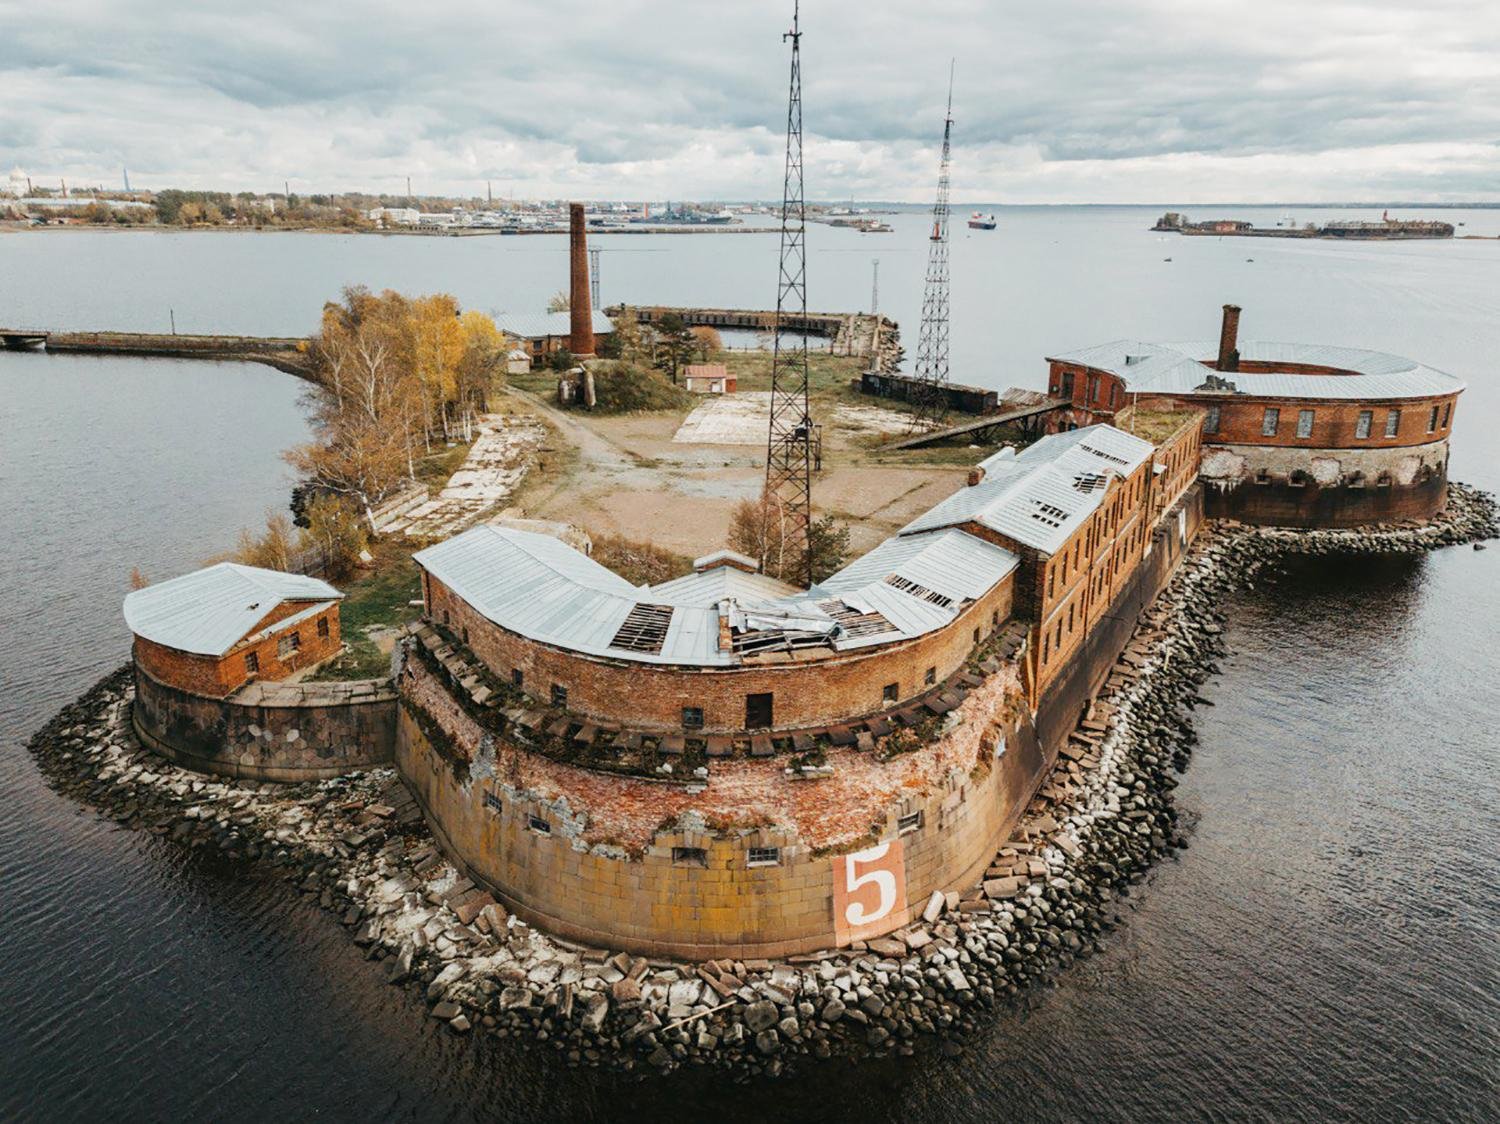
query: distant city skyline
2 0 1497 204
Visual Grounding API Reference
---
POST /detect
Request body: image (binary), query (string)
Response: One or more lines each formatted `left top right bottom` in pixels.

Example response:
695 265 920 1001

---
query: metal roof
123 563 344 657
494 310 615 341
415 525 733 666
1046 339 1465 401
648 566 801 607
902 424 1153 553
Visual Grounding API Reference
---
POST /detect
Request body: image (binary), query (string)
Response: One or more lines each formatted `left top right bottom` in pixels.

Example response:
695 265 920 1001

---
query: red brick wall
423 573 1014 733
1139 391 1458 450
132 601 342 697
1047 361 1126 419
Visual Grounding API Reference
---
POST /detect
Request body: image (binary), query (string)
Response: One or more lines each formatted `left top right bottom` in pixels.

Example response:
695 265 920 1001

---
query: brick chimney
568 203 595 358
1217 304 1241 372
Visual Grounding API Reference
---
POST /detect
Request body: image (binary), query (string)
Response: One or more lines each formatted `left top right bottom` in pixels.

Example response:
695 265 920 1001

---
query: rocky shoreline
28 485 1496 1077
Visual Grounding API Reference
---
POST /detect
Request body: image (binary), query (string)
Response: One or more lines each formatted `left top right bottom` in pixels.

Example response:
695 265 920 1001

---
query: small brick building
125 563 344 698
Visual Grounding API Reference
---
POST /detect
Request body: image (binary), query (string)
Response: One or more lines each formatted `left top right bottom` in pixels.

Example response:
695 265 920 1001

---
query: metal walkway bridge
883 396 1070 450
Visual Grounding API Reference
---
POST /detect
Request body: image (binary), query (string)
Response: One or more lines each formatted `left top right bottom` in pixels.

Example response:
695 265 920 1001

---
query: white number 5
844 843 897 926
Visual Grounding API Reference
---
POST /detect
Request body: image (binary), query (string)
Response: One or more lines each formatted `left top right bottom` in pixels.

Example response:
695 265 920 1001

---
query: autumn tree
298 494 369 581
235 510 297 571
727 493 851 585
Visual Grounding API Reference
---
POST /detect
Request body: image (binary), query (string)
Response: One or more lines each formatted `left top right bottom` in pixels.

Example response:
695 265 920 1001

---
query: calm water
0 209 1496 1121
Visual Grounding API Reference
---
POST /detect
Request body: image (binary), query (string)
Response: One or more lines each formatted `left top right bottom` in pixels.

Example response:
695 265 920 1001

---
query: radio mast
907 62 955 432
764 0 814 586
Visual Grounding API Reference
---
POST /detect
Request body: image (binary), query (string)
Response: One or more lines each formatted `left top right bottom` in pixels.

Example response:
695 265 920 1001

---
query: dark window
897 810 924 835
1355 410 1372 439
681 706 704 729
461 626 469 644
511 668 523 687
550 684 568 708
1385 409 1400 437
924 667 937 686
747 847 781 867
527 815 551 834
882 682 899 704
1442 402 1452 427
277 631 300 658
1262 408 1279 437
244 651 259 674
442 610 450 626
483 792 503 814
317 616 330 639
1428 405 1439 433
1060 371 1074 398
1088 374 1100 403
1204 405 1221 434
671 846 708 868
1296 409 1315 438
745 692 773 729
973 627 981 645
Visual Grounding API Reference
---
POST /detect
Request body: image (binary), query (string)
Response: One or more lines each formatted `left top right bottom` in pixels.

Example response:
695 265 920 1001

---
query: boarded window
609 603 674 655
1385 409 1400 437
1204 405 1221 434
671 846 707 868
1261 408 1280 436
1442 403 1451 427
1297 409 1315 438
527 815 551 834
747 847 781 867
483 792 503 814
244 650 259 674
1356 410 1372 439
897 810 924 835
551 684 568 708
277 631 300 658
1428 405 1439 433
681 706 704 729
745 692 773 729
317 616 330 639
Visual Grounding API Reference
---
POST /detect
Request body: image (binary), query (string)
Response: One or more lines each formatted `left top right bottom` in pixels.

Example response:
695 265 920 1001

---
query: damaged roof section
416 426 1153 668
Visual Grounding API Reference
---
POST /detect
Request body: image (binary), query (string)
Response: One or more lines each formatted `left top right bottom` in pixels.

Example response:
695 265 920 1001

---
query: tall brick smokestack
568 203 595 358
1217 303 1241 372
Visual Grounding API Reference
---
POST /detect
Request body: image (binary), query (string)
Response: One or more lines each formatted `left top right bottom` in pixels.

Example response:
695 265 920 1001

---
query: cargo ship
967 212 997 230
1152 210 1453 240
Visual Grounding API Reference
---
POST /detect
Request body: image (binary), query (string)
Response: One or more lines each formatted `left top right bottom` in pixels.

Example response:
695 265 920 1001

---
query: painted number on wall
833 839 907 945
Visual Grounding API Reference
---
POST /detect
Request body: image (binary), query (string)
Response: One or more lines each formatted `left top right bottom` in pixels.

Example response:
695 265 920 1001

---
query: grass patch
308 538 424 681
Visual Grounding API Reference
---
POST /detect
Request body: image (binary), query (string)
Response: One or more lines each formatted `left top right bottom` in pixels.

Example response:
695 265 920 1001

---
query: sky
2 0 1498 203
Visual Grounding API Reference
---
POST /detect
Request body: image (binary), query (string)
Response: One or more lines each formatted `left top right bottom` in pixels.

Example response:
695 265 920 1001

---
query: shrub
590 533 691 586
588 362 695 414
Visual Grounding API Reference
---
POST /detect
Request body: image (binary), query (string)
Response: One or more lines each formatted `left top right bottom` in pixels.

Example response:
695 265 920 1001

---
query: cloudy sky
3 0 1498 203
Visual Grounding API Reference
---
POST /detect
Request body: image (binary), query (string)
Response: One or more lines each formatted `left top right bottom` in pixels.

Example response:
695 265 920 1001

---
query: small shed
506 347 532 375
683 363 735 394
124 563 345 697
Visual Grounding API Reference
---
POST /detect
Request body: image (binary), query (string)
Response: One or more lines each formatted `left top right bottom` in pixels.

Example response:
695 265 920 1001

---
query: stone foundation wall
396 652 1039 960
132 662 396 781
1202 439 1449 527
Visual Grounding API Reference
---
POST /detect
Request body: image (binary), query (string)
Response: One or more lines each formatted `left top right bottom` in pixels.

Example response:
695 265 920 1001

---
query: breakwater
2 329 312 376
27 485 1496 1078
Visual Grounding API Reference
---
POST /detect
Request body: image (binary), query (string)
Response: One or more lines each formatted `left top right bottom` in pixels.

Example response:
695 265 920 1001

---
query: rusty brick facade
132 600 342 698
421 571 1015 735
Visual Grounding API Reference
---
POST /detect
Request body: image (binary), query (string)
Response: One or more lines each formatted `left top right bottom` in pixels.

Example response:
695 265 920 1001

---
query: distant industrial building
495 311 614 363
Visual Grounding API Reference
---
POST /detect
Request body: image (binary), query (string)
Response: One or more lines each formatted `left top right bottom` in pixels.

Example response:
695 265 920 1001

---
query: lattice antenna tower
907 62 956 432
764 0 814 587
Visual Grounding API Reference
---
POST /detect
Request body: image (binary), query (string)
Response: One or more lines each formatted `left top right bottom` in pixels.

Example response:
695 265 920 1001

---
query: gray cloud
1 0 1497 201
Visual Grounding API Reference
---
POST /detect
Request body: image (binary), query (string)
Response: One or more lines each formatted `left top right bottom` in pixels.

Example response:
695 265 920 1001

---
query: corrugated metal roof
902 424 1153 553
494 310 615 341
123 563 344 657
414 525 733 666
819 528 1017 605
1046 339 1465 401
649 567 801 607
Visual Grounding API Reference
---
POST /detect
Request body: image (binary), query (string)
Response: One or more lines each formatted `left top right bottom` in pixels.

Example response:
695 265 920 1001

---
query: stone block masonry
132 662 396 781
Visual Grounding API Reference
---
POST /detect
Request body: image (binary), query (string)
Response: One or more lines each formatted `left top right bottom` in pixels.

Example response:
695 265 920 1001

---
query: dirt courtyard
507 390 971 560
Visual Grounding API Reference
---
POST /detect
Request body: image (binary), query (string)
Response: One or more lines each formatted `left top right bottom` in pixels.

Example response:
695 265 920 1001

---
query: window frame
1261 407 1280 437
1355 410 1372 439
1296 409 1315 439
